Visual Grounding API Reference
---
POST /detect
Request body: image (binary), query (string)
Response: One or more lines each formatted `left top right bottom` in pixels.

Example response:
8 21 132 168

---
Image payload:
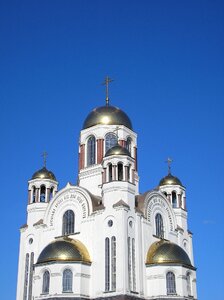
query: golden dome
159 173 182 186
83 105 133 130
146 240 192 267
105 144 131 157
37 238 91 264
31 167 56 181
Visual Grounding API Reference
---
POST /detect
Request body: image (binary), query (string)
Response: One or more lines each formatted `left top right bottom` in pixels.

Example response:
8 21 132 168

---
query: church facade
16 97 197 300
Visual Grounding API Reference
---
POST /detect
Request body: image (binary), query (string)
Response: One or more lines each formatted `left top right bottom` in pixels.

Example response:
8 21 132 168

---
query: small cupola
105 144 131 157
158 158 186 210
28 153 58 205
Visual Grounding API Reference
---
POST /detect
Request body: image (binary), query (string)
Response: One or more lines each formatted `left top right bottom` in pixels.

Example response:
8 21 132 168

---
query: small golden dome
105 144 131 157
31 167 56 181
37 238 91 264
159 173 182 186
83 105 133 130
146 240 192 267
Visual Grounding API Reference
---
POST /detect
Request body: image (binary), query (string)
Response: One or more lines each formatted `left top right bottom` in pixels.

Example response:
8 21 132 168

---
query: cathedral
16 81 197 300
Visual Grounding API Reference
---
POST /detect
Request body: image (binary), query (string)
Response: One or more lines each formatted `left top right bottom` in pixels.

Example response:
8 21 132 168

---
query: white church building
16 85 197 300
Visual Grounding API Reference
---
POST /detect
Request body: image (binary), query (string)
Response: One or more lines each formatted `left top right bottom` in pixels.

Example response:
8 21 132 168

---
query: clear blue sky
0 0 223 299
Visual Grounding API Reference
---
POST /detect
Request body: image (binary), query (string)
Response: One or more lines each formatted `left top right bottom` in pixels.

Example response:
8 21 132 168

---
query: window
126 137 132 153
166 272 176 295
23 253 29 300
87 135 96 166
63 269 73 292
127 165 130 181
42 270 50 294
105 238 110 291
155 213 164 238
128 237 136 292
105 236 116 292
132 238 136 292
186 272 191 295
28 252 34 300
172 191 177 208
32 187 36 203
108 163 113 182
111 236 116 291
49 187 54 201
105 133 117 152
62 210 75 235
40 185 46 202
118 163 123 181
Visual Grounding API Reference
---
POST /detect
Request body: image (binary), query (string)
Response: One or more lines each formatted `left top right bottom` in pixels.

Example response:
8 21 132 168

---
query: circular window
29 238 33 245
108 220 113 227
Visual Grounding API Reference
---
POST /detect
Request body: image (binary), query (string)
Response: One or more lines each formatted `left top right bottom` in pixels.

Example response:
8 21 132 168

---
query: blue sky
0 0 223 299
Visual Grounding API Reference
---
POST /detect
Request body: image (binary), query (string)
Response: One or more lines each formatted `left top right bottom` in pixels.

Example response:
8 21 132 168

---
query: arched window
186 272 191 295
32 187 36 203
62 210 75 235
108 164 113 182
111 236 116 291
166 272 176 295
105 133 117 153
87 135 96 166
40 185 46 202
127 165 130 181
163 191 167 198
105 237 110 291
155 213 164 238
63 269 73 292
23 253 29 300
172 191 177 208
126 137 132 153
49 187 54 201
42 270 50 294
118 163 123 181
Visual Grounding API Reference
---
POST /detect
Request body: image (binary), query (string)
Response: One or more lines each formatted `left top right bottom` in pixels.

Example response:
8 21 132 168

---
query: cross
165 157 173 174
42 151 48 168
102 76 114 106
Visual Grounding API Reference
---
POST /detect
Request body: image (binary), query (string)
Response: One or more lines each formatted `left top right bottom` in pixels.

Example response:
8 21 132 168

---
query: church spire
102 76 114 106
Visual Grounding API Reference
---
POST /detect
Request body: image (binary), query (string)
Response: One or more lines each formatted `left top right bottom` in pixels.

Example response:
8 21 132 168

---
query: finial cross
102 76 114 106
42 151 48 168
165 157 173 174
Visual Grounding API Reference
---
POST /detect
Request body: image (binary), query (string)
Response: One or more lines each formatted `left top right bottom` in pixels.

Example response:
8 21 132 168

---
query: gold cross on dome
42 151 48 168
102 76 114 106
165 157 173 174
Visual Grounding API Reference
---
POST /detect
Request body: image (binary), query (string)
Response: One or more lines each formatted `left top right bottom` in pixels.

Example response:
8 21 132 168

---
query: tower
17 84 197 300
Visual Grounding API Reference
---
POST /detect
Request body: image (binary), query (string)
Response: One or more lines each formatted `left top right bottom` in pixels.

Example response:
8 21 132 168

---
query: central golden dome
31 167 56 181
37 238 91 264
83 105 133 130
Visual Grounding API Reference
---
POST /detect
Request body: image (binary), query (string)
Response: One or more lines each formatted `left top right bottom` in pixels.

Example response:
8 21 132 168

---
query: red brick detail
134 147 138 171
119 139 126 147
79 144 85 170
97 139 104 164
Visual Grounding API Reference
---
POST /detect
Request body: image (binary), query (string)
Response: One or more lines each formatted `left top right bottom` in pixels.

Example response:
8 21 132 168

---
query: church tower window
172 191 177 208
23 253 29 300
49 187 54 201
42 270 50 294
105 133 117 152
32 187 36 203
87 135 96 166
155 213 164 238
105 238 110 291
118 163 123 181
62 269 73 293
62 210 75 235
186 272 191 295
126 137 132 153
105 236 116 292
166 272 176 295
40 185 46 202
108 163 113 182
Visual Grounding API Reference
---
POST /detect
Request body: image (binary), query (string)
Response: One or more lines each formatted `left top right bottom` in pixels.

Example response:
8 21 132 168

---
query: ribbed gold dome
83 105 133 130
159 173 182 186
105 144 131 157
37 238 91 264
146 240 192 267
32 167 56 181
